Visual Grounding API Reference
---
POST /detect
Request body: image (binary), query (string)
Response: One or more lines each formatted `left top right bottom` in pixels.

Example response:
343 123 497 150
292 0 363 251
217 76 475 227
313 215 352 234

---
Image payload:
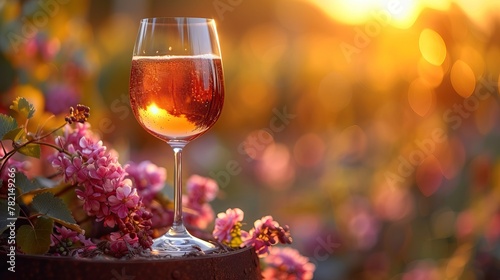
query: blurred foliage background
2 0 500 279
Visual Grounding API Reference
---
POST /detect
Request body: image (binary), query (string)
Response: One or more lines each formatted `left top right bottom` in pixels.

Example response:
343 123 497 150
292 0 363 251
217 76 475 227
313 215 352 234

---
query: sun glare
147 103 161 115
305 0 426 27
312 0 385 25
305 0 497 29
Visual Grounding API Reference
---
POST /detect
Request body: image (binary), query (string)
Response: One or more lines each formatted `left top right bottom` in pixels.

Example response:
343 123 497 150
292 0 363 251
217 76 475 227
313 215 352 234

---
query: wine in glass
129 17 224 256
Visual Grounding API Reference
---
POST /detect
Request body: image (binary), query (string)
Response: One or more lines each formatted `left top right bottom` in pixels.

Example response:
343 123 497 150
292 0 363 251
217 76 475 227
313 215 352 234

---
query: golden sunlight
306 0 388 25
305 0 450 28
306 0 499 30
147 103 162 115
138 103 198 137
419 29 447 66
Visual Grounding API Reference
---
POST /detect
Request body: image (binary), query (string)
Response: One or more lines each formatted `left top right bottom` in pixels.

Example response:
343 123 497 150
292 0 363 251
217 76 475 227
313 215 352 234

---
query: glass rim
139 17 215 24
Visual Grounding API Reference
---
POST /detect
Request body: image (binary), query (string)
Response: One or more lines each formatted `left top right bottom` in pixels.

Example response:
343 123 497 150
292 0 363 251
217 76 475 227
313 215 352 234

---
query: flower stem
0 122 69 175
36 123 67 140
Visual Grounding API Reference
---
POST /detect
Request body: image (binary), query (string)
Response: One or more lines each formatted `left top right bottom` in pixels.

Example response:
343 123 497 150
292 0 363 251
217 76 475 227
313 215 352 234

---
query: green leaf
31 192 76 225
0 114 18 139
17 217 53 254
52 218 83 234
17 143 41 158
0 198 20 234
2 127 25 141
10 97 35 119
15 172 46 194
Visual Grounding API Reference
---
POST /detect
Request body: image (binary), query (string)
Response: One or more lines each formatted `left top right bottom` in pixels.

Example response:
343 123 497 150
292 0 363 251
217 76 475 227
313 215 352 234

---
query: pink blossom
109 232 139 246
213 208 244 243
79 137 105 157
186 175 218 204
125 160 166 203
402 260 439 280
0 150 29 183
341 197 380 251
149 203 173 229
99 214 116 228
50 226 78 246
182 175 218 230
50 226 96 256
51 123 152 252
51 155 73 181
262 247 316 280
102 179 118 193
78 235 97 248
90 156 122 181
108 182 140 219
65 156 83 180
183 201 214 230
108 232 131 258
242 216 292 257
45 84 80 115
75 186 102 215
61 123 95 149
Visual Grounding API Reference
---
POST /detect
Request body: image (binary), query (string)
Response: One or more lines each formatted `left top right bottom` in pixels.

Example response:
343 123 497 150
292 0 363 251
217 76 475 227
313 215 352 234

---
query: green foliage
17 217 54 254
0 98 42 159
15 172 46 194
0 198 20 234
10 97 35 119
0 116 41 159
17 143 41 158
2 127 23 141
0 114 18 139
0 96 84 254
30 192 82 232
32 192 77 225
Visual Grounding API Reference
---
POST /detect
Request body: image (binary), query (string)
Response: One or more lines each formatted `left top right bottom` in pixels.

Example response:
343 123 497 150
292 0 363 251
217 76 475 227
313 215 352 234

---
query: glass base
150 229 216 257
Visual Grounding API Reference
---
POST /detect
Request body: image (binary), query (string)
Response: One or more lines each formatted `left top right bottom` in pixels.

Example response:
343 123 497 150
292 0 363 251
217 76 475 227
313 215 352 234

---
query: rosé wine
130 55 224 141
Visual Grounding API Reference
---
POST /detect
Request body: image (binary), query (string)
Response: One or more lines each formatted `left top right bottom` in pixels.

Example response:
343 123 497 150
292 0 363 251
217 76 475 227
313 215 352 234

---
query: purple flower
75 186 101 214
213 208 245 245
402 260 439 280
0 150 29 182
45 84 80 115
186 175 218 204
262 247 316 280
183 201 214 230
50 226 96 256
242 216 292 257
79 137 105 158
59 123 96 149
183 175 219 230
108 181 140 219
66 156 84 180
108 232 137 258
51 123 153 252
50 226 78 246
125 160 166 204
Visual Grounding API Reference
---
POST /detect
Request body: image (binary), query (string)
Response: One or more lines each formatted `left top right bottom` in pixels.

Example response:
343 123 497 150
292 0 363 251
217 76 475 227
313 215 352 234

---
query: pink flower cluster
213 208 313 278
213 208 244 247
213 208 292 256
262 247 316 280
0 150 29 183
51 123 153 255
183 175 218 229
50 225 96 256
213 208 244 244
125 160 166 204
125 160 170 230
242 215 293 256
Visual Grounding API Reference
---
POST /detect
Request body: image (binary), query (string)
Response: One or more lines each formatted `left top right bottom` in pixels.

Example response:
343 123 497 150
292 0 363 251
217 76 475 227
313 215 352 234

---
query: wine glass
129 17 224 256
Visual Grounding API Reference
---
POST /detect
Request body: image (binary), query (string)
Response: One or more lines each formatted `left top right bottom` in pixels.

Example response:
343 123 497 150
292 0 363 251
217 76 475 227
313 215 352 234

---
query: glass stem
169 142 187 236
